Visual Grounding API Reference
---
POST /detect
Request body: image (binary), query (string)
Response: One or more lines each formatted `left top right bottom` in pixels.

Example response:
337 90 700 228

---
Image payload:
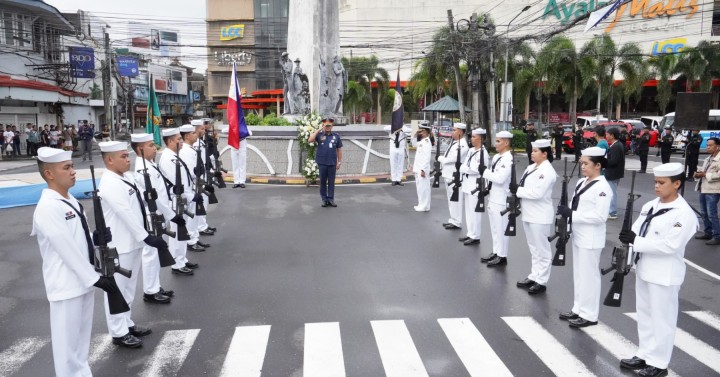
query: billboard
117 56 139 77
148 63 187 95
128 22 180 57
68 47 95 78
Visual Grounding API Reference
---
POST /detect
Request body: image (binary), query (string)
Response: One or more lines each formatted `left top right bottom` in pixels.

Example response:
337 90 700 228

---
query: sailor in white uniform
178 124 210 252
438 123 469 229
191 119 217 236
412 122 433 211
480 131 514 267
98 141 168 348
459 127 490 245
384 124 411 185
556 147 612 328
619 163 698 377
31 147 123 377
515 139 557 295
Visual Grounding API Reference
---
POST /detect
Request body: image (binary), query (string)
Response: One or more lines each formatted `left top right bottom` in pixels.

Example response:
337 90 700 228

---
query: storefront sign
214 50 252 66
651 38 687 55
69 47 95 78
220 24 245 41
117 56 139 77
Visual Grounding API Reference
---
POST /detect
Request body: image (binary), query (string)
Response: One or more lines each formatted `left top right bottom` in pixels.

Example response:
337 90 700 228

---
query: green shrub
263 113 292 126
511 130 526 150
245 113 261 126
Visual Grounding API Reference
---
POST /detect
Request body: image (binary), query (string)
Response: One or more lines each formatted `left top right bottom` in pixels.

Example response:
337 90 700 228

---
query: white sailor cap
402 125 412 133
653 162 684 177
161 128 179 137
496 131 514 139
418 123 432 130
178 124 195 133
453 122 467 130
191 119 203 126
581 146 606 157
531 139 551 148
130 133 153 143
98 141 128 153
37 147 72 163
471 128 486 135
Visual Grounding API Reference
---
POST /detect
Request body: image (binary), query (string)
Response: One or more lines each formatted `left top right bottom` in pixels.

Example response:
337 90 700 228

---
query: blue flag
391 69 403 133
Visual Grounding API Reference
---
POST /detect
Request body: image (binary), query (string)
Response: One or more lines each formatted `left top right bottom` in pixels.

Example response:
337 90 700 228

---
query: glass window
4 13 14 45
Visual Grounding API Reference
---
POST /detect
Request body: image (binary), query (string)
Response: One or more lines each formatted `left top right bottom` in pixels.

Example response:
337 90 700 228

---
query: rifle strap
152 164 174 198
486 155 503 191
59 199 95 264
176 155 194 186
635 207 673 263
120 180 150 232
571 179 599 211
444 141 456 157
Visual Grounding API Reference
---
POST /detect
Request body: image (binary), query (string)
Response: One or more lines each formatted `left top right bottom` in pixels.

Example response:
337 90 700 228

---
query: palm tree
674 46 706 92
506 42 538 121
648 53 677 115
536 35 586 125
341 55 389 122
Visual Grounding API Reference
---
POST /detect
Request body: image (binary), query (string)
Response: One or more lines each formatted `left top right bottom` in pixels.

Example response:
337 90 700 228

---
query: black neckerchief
486 155 504 191
635 206 673 263
571 179 600 211
59 199 95 264
519 166 539 187
444 140 456 157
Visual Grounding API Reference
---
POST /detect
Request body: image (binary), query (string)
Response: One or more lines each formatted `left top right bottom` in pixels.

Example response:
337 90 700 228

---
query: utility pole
102 27 114 140
487 47 497 144
469 13 480 130
447 10 466 124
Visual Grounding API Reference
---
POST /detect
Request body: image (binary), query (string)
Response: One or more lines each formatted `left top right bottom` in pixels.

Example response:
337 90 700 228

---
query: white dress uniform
413 134 432 211
158 147 190 269
439 131 469 227
482 149 513 258
629 166 697 369
134 155 174 295
192 137 211 232
384 125 410 182
460 145 490 240
570 174 612 322
32 184 99 377
516 155 557 285
179 141 201 245
98 167 148 338
231 137 248 184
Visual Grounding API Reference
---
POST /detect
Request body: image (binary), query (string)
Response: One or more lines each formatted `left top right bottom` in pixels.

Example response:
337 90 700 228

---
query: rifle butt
603 273 625 307
106 290 130 314
157 246 176 268
177 224 191 241
551 244 566 266
196 203 207 216
208 191 219 204
504 217 517 236
474 199 485 213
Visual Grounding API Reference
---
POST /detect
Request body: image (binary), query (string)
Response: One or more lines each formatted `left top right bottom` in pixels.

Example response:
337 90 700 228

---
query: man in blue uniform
308 116 343 207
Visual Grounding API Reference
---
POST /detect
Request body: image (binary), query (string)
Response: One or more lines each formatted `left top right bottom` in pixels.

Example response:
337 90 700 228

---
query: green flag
146 74 162 145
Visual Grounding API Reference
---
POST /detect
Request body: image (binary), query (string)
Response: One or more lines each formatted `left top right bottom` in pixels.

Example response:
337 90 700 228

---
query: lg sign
651 38 687 55
220 24 245 41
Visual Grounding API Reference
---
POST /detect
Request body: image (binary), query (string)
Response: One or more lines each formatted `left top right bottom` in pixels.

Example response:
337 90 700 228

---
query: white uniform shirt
570 176 612 249
632 196 698 286
179 143 198 183
133 156 175 221
516 160 557 224
31 189 99 301
482 151 512 205
193 138 207 166
413 137 432 173
461 147 490 194
388 131 407 150
440 138 469 179
98 170 148 253
158 148 193 202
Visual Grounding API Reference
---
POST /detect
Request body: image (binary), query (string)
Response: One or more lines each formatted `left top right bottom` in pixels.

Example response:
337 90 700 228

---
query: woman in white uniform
557 146 612 328
515 139 557 295
619 163 697 377
412 123 433 211
459 128 490 245
480 131 514 267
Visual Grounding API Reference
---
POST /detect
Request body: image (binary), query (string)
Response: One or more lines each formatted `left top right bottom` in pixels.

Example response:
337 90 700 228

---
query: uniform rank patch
129 188 136 196
674 222 682 227
599 192 606 196
539 174 544 179
640 211 648 216
65 211 76 220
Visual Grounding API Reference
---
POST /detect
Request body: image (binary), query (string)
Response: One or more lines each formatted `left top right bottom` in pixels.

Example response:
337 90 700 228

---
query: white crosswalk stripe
438 318 513 377
626 312 720 373
219 325 271 377
371 320 429 377
88 335 113 366
140 329 200 377
502 316 595 376
684 310 720 332
303 322 346 377
0 337 48 377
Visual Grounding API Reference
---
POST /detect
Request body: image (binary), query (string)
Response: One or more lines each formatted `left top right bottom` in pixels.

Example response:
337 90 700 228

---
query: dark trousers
13 141 20 156
639 149 648 172
700 193 720 239
555 144 562 160
660 149 671 164
687 153 699 179
319 163 337 201
527 151 532 164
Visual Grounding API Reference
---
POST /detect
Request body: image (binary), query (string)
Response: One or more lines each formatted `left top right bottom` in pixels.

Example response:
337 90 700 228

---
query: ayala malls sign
543 0 698 32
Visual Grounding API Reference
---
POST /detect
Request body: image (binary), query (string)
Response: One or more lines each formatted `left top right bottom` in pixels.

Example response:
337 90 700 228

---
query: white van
576 115 608 129
660 110 720 151
640 116 662 130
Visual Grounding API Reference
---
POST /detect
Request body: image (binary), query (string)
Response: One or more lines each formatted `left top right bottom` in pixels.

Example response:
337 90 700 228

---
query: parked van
640 116 662 130
576 115 608 129
660 110 720 150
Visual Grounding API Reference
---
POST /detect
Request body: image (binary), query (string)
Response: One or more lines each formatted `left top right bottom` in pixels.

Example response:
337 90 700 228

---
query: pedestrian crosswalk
2 311 719 377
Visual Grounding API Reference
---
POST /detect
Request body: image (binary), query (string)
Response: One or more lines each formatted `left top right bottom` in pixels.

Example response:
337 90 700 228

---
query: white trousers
49 291 94 377
168 220 188 269
104 248 142 338
463 192 482 239
188 199 200 245
141 245 161 295
231 143 247 184
487 201 509 257
196 193 209 231
635 278 681 369
523 221 553 285
444 177 464 227
415 173 431 210
571 245 603 321
390 148 404 182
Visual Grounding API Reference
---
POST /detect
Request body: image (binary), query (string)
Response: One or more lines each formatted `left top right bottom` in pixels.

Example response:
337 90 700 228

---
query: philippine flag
228 62 250 149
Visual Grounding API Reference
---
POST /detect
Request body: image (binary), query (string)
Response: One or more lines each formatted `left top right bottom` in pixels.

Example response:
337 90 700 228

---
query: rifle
193 147 209 216
195 143 218 205
500 148 521 236
470 147 487 212
205 133 226 188
171 157 194 241
88 165 131 315
139 150 177 268
431 131 442 188
549 159 572 266
601 171 640 307
449 138 462 202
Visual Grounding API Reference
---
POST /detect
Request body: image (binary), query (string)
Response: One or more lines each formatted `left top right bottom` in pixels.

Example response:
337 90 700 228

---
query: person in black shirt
523 123 538 164
553 124 564 160
658 127 674 164
572 126 583 162
685 128 703 181
637 126 651 173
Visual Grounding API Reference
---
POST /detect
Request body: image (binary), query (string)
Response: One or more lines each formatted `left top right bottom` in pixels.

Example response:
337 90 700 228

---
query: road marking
580 322 680 377
502 316 595 376
684 258 720 282
0 336 48 376
140 329 200 377
684 310 720 332
219 325 271 377
627 313 720 372
88 335 113 366
371 320 429 377
303 322 346 377
438 318 512 377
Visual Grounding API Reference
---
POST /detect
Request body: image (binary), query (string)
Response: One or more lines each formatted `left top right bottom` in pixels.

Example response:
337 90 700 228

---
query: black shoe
185 262 199 269
199 229 215 236
239 183 246 188
516 278 536 288
528 283 547 295
391 181 398 186
321 201 329 207
188 243 206 252
206 227 217 232
444 224 461 230
463 238 480 246
143 292 171 304
568 317 598 328
480 253 497 263
159 287 174 297
620 356 647 370
442 223 452 227
128 325 152 337
559 311 579 321
695 233 712 240
458 236 471 242
328 200 337 207
486 256 507 267
232 184 242 188
396 181 404 186
171 267 194 276
197 241 211 248
112 333 142 348
638 366 669 377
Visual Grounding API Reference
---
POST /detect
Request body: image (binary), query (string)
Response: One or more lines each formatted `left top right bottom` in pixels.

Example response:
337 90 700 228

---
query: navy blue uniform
315 131 343 202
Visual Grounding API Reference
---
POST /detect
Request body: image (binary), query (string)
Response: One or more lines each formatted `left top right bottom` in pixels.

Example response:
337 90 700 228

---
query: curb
224 174 417 185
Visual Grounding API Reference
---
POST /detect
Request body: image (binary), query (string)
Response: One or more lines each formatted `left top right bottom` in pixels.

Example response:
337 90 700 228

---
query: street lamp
502 5 531 124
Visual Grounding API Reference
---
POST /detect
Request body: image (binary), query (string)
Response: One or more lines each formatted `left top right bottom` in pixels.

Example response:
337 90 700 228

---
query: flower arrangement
296 112 323 182
302 158 319 182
